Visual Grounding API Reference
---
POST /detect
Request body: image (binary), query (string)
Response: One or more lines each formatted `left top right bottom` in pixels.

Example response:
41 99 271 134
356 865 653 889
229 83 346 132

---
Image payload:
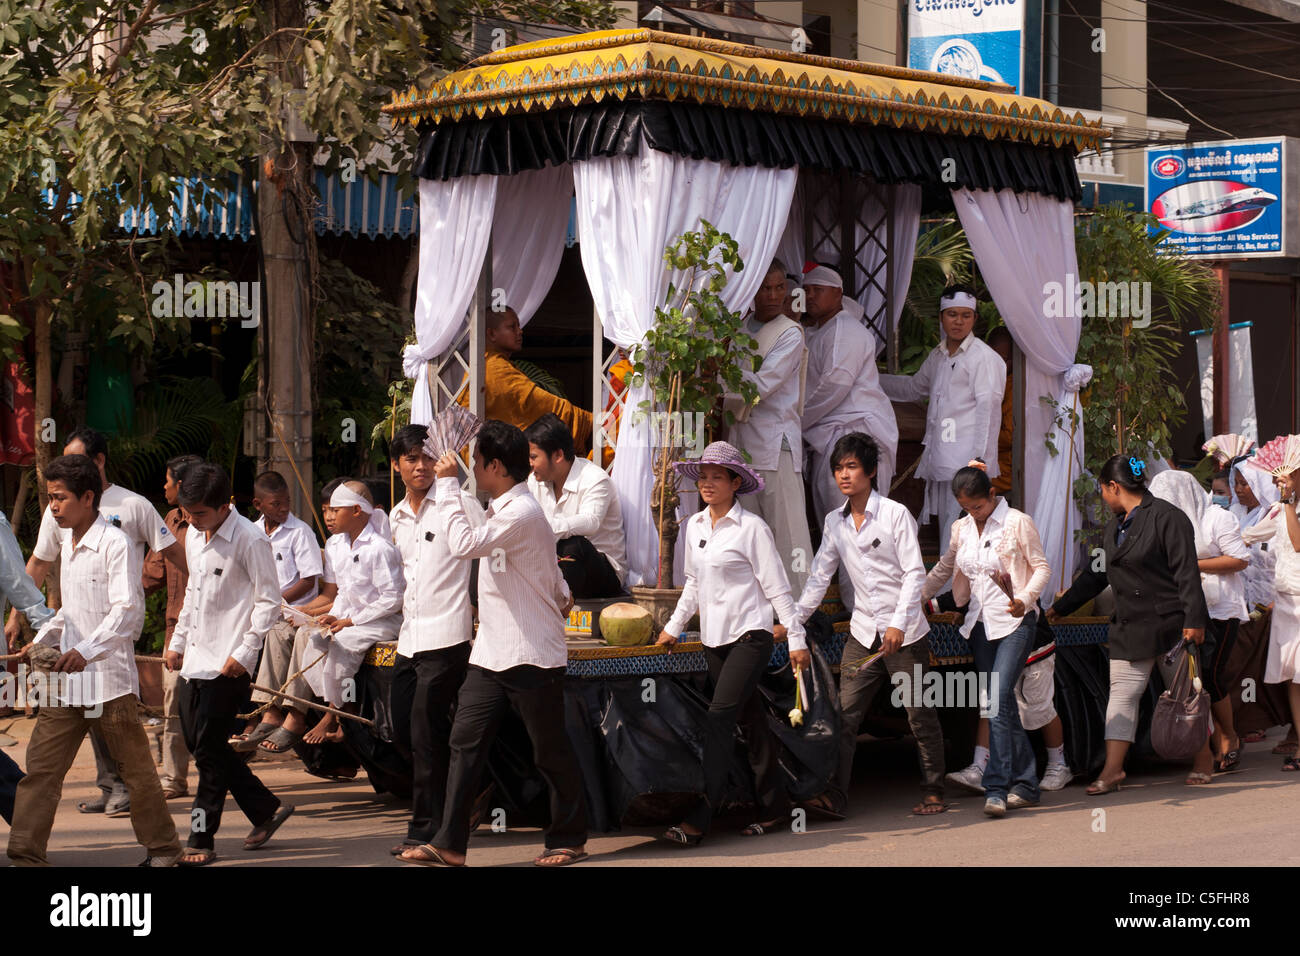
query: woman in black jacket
1047 455 1212 793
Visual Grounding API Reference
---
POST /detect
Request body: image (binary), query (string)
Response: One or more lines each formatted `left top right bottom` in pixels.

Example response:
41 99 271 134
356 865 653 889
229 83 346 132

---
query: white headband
940 291 978 311
329 486 374 514
802 265 843 289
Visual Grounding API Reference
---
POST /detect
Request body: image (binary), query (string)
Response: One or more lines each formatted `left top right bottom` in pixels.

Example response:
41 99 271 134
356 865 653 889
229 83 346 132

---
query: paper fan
1247 434 1300 478
1202 433 1255 464
422 405 484 460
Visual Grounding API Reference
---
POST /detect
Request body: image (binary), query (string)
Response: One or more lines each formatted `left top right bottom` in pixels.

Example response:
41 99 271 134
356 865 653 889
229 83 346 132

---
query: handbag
1150 642 1211 760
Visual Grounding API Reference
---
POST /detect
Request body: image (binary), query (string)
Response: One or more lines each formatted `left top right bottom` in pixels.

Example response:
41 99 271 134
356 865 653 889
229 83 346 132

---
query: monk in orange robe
460 306 593 453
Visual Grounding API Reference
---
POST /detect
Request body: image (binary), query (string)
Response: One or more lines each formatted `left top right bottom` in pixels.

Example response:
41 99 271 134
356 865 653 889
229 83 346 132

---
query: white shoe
1039 764 1074 791
945 763 986 794
1006 792 1039 809
983 797 1006 818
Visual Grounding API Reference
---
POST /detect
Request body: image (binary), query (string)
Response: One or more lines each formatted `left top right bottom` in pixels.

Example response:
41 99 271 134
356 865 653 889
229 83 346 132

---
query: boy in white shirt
525 413 626 599
880 287 1006 553
7 454 181 866
387 425 482 856
240 481 403 753
165 462 292 866
400 420 587 868
793 433 947 817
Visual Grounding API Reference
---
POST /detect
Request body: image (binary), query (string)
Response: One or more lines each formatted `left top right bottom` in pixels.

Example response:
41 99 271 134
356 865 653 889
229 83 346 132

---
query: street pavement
2 715 1297 867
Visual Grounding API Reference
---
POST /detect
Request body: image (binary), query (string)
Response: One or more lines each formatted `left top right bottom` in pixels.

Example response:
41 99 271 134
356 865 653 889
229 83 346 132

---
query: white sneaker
983 796 1006 817
945 763 986 794
1039 764 1074 791
1006 792 1039 809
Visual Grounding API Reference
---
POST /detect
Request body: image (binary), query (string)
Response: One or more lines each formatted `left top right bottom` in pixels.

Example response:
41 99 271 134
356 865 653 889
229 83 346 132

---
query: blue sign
908 1 1025 94
1144 138 1286 259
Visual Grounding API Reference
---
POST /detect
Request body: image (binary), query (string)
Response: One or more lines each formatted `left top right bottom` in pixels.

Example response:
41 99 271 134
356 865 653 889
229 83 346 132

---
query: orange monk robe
461 351 593 453
992 372 1013 494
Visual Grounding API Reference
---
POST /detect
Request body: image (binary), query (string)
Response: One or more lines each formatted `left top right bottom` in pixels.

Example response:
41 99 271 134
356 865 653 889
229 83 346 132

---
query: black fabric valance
413 100 1083 202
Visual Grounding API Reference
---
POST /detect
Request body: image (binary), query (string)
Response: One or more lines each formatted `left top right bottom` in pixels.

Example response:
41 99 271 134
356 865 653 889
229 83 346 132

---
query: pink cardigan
922 507 1053 609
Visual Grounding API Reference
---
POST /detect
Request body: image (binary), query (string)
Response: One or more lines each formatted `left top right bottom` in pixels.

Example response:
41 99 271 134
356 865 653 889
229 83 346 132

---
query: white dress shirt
795 492 929 648
664 500 807 651
34 516 145 707
391 486 483 656
527 456 627 585
954 498 1022 641
34 483 175 563
255 511 323 605
729 315 805 473
327 523 405 626
436 477 570 672
168 509 281 680
1202 505 1251 621
801 310 898 458
881 333 1006 482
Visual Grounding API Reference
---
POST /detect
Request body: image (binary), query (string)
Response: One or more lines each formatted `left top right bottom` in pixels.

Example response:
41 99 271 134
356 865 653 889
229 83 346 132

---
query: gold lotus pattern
384 29 1106 152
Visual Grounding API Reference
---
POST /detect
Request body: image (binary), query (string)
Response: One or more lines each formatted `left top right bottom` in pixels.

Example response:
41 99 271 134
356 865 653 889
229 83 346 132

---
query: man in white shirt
252 470 323 607
400 420 587 868
800 265 900 528
881 287 1006 554
7 454 181 866
387 425 483 855
793 433 947 817
726 260 814 594
8 426 184 818
525 413 626 599
165 463 292 866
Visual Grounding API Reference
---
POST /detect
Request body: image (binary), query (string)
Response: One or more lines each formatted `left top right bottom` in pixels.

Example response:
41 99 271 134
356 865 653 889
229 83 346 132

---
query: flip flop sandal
77 797 107 814
244 804 295 850
1243 730 1266 743
257 727 302 755
1282 756 1300 772
911 800 949 816
801 796 847 821
660 826 703 846
400 844 462 867
1185 772 1214 785
1272 741 1298 755
231 723 279 753
391 841 424 856
162 787 189 800
740 819 785 836
534 847 588 867
178 849 218 867
1217 750 1241 773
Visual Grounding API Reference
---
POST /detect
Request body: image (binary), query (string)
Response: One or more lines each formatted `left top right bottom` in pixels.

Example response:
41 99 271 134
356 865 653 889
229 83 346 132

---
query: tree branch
103 0 165 80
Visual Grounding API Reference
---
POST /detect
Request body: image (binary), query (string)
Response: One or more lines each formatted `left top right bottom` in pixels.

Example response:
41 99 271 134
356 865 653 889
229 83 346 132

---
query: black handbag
1151 641 1211 760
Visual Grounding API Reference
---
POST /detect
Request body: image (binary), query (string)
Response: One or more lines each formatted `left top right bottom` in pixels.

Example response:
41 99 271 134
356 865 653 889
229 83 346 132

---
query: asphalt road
3 716 1297 868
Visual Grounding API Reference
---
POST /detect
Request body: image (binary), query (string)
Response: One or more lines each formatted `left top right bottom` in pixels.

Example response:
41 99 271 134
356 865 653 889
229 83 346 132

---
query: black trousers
434 664 587 855
685 630 790 833
391 642 472 844
178 674 280 850
557 536 622 600
0 749 20 825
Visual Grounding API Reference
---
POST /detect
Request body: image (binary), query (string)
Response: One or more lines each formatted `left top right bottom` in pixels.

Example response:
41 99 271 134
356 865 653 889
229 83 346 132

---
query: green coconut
600 602 654 647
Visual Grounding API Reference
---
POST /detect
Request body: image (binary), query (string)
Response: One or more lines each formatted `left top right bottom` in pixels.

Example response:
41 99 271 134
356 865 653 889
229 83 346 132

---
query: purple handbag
1151 642 1211 761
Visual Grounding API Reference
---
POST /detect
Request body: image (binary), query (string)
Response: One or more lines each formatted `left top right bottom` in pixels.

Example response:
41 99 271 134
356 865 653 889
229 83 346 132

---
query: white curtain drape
574 138 797 587
857 183 922 354
492 164 573 326
954 187 1088 598
776 176 806 277
406 175 498 425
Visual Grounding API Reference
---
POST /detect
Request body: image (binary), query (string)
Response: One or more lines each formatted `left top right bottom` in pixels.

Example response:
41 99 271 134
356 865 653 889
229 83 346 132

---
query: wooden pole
266 399 326 541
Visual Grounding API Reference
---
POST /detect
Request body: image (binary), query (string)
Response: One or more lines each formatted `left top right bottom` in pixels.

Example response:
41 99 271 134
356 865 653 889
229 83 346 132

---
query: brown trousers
6 694 181 866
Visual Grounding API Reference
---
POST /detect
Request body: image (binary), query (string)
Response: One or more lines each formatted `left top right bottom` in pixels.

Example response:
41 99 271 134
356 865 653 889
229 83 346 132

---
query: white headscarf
329 484 389 536
1149 470 1210 557
1233 462 1280 529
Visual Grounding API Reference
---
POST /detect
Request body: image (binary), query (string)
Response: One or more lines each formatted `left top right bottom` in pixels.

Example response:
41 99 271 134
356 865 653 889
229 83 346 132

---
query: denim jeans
971 612 1040 803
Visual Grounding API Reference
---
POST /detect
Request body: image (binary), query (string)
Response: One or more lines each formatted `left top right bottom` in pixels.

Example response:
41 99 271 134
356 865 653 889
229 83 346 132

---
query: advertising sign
908 0 1025 94
1145 138 1293 259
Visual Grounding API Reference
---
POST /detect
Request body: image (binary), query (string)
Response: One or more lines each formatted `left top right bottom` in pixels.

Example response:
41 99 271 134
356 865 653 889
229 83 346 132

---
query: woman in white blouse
1149 470 1249 775
923 460 1051 817
1242 462 1300 771
655 441 810 846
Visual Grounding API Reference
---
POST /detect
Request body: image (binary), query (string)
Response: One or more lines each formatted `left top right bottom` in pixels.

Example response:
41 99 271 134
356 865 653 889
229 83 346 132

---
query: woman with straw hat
656 441 810 846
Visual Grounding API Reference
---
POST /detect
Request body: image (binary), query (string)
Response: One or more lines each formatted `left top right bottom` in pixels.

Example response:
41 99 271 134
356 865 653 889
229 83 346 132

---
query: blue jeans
972 613 1039 803
0 748 21 825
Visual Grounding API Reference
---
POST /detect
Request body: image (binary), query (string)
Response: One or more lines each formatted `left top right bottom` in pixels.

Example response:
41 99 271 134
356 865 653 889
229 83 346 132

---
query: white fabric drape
776 176 806 277
954 187 1086 599
856 183 922 354
406 175 498 425
574 139 797 586
492 164 573 326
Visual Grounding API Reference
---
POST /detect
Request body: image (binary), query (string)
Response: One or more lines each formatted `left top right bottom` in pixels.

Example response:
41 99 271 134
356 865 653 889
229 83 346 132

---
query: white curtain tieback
403 342 440 379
